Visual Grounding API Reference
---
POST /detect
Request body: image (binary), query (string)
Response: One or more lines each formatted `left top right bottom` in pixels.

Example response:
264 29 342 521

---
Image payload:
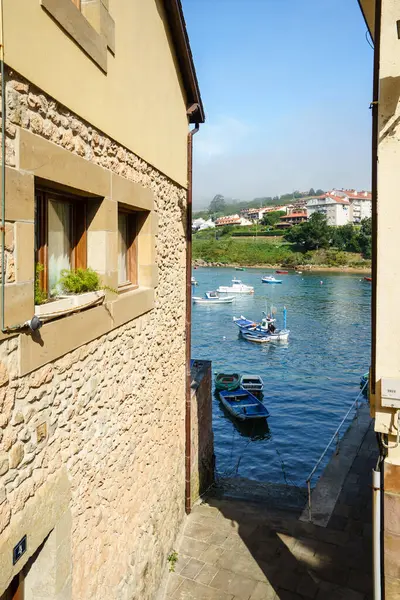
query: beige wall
370 2 400 598
3 0 189 187
372 0 400 459
0 69 188 600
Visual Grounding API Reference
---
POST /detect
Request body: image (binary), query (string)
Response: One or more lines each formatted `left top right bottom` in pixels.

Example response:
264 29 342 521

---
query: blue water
191 267 371 487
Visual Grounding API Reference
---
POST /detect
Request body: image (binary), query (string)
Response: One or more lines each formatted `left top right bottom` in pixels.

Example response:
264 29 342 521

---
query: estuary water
191 267 371 487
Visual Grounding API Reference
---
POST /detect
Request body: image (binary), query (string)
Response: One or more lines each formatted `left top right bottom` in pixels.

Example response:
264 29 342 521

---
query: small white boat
241 332 271 344
217 279 254 295
261 276 282 284
193 291 235 304
240 375 264 393
191 276 198 285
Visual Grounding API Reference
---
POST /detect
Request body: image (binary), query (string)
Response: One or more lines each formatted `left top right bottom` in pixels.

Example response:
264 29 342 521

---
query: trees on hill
284 213 330 250
261 211 286 228
284 215 372 258
208 194 226 214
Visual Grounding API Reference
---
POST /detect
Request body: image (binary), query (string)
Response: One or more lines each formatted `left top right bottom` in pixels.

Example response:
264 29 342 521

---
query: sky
182 0 374 209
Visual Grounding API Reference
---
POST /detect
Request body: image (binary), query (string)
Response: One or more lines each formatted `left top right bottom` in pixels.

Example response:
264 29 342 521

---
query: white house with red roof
332 189 372 223
306 189 371 226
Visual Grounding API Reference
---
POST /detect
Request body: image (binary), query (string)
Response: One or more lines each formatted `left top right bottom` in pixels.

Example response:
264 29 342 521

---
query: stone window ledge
35 290 106 322
40 0 114 73
19 287 155 375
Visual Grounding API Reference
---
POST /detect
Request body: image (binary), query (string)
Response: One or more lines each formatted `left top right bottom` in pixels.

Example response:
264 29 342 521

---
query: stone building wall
0 67 188 600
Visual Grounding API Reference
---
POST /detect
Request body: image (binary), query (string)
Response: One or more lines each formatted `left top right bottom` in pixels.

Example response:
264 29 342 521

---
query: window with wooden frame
118 209 138 289
35 189 87 297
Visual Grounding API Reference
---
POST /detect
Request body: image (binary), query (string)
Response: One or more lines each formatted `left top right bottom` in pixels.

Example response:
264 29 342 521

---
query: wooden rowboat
219 389 270 421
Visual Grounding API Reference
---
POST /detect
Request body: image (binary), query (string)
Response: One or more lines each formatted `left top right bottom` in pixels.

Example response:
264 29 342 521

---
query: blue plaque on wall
13 535 27 565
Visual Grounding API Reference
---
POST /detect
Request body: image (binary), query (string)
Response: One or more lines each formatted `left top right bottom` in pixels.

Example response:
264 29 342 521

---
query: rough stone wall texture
384 463 400 599
0 67 188 599
190 361 214 505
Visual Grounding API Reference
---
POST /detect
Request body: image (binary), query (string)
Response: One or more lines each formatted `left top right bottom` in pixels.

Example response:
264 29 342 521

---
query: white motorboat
191 276 198 285
217 279 254 295
240 375 264 393
192 291 235 304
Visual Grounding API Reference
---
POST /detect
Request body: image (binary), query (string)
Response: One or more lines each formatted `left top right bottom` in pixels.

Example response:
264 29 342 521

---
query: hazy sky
182 0 374 208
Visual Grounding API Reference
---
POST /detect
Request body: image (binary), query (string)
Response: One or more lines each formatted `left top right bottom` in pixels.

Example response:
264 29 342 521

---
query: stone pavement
160 421 377 600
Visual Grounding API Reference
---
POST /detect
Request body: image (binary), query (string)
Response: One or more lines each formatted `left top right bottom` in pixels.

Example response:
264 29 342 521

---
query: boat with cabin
262 276 282 284
233 313 290 341
191 276 198 285
192 291 235 305
217 279 254 295
219 389 270 421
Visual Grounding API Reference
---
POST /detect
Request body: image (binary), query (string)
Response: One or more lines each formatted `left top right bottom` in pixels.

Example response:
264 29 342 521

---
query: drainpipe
371 0 382 597
185 108 199 515
370 0 382 397
372 467 382 600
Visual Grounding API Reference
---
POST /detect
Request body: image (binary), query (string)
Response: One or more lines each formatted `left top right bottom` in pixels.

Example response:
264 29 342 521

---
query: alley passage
162 423 376 600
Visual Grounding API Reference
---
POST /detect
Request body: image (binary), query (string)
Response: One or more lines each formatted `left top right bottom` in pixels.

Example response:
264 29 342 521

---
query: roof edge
357 0 375 40
163 0 205 124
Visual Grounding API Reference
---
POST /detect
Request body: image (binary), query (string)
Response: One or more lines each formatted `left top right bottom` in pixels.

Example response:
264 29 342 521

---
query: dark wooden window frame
35 188 87 295
118 208 138 291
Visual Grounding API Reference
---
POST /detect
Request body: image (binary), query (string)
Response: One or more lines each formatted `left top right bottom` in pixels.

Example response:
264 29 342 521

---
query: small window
118 210 138 288
35 189 87 297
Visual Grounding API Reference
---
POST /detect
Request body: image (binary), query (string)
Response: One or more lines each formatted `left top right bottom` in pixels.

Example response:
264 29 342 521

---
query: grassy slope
192 234 371 268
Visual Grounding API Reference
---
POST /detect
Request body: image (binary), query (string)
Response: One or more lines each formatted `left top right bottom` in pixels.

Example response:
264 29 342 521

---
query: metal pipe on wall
372 469 382 600
370 1 382 596
370 0 382 397
185 119 199 515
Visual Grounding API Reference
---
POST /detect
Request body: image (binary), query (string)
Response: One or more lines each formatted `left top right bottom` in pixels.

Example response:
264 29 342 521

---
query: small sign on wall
13 535 27 565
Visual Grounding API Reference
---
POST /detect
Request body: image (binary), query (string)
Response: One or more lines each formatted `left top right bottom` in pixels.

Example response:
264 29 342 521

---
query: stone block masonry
0 66 191 600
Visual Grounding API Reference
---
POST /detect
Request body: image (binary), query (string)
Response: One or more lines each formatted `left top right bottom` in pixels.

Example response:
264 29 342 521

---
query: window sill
118 283 139 295
20 287 155 375
35 290 105 322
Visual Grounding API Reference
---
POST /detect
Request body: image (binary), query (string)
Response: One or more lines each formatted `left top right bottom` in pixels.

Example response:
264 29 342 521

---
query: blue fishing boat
219 389 270 421
360 372 369 396
233 308 290 341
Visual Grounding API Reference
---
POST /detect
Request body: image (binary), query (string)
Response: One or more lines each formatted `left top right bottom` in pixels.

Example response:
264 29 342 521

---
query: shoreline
192 261 371 274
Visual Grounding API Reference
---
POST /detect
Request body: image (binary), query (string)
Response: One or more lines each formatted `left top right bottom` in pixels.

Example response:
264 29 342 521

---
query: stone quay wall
0 67 188 599
190 360 214 505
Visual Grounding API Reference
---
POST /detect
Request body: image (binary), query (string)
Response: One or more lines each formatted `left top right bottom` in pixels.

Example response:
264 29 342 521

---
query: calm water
191 267 371 487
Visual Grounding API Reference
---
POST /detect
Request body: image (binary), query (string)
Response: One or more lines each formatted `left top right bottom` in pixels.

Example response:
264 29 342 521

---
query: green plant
59 268 101 294
58 268 118 295
167 550 178 572
35 263 47 305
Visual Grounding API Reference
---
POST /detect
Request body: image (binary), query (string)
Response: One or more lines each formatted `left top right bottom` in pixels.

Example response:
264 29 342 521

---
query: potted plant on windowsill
35 268 113 321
